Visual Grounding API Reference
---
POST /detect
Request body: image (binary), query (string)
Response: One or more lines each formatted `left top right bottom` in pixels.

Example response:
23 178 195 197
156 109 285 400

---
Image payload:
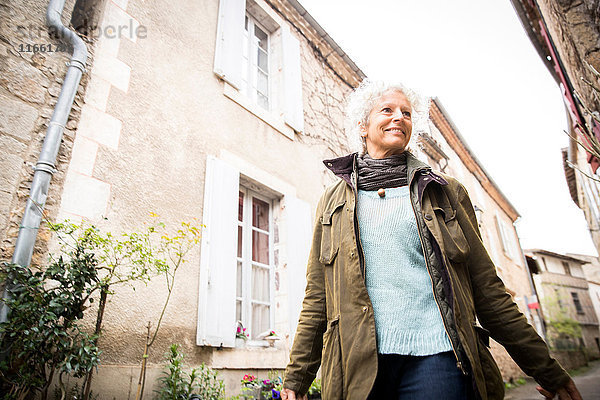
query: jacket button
351 252 355 257
362 306 368 312
424 214 432 221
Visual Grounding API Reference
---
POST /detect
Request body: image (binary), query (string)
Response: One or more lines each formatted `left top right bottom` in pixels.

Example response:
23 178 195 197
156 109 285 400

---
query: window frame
237 186 275 342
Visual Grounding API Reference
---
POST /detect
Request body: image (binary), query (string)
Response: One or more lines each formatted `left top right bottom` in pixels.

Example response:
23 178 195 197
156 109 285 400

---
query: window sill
212 340 288 369
222 81 295 141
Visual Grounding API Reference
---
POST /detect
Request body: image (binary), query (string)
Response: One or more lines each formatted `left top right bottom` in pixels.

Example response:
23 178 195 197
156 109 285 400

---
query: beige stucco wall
47 0 355 396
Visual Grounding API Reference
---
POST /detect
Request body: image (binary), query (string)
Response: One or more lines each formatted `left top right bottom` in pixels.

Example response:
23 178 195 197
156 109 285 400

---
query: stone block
111 0 129 11
69 135 98 176
91 54 131 93
0 135 27 194
84 74 111 112
59 171 110 221
77 104 122 149
103 2 141 43
0 92 39 141
0 57 49 104
0 190 13 221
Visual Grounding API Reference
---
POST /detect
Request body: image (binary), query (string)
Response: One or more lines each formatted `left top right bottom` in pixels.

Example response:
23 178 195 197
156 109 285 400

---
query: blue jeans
366 351 475 400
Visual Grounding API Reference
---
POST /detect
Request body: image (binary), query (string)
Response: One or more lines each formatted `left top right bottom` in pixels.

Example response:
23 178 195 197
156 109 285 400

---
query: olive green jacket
283 153 570 400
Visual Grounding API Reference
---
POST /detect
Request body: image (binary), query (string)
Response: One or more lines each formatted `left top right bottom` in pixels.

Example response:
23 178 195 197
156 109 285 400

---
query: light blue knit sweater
357 186 452 355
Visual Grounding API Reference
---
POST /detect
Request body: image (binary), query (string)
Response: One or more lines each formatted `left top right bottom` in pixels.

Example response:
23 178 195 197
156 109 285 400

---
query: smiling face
361 90 413 159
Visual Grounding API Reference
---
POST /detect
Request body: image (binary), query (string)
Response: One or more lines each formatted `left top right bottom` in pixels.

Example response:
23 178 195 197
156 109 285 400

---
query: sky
298 0 598 256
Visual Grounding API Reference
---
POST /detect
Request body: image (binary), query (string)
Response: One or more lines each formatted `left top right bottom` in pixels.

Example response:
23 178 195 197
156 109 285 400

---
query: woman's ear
358 121 368 137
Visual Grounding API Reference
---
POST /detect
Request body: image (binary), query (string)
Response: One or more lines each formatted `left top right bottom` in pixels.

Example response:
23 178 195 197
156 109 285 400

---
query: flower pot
235 337 247 348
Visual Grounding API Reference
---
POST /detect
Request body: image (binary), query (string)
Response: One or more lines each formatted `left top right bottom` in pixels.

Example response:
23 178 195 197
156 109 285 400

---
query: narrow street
505 360 600 399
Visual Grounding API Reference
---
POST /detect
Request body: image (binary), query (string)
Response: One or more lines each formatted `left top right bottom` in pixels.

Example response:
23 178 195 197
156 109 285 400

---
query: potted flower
236 322 249 348
241 374 261 399
259 330 281 347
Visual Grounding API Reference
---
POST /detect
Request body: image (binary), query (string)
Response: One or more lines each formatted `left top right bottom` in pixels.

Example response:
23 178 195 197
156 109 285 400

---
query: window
555 289 565 311
562 261 572 276
241 15 270 110
541 257 548 271
495 214 515 259
197 156 312 348
236 188 273 339
213 0 304 136
571 292 584 314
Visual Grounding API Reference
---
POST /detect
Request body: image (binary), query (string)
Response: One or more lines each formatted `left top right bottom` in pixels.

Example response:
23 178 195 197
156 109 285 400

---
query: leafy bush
155 344 224 400
0 227 101 400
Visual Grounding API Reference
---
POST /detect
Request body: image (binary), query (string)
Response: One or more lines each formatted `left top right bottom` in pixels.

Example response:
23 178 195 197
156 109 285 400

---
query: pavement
504 360 600 399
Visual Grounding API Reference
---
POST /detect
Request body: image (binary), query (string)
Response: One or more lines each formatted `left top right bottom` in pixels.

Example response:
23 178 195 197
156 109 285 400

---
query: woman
281 81 582 400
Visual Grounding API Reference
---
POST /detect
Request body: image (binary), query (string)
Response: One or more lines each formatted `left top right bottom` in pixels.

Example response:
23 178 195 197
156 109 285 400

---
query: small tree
136 220 202 399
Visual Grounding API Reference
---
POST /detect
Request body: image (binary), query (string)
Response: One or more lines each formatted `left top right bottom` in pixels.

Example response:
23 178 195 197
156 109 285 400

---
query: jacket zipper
408 169 467 376
351 169 367 280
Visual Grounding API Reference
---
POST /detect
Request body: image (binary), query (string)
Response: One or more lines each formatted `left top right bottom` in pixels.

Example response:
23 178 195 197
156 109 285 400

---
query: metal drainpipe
0 0 88 324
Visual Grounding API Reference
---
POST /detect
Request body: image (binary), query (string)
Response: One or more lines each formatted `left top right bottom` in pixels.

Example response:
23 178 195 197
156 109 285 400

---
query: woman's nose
392 111 404 121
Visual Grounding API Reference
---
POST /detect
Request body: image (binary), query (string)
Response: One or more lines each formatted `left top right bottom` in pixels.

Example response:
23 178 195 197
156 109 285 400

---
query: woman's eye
402 111 411 118
381 107 392 113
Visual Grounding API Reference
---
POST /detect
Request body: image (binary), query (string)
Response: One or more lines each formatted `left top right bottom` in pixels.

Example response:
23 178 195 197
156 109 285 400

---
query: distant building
525 249 600 362
567 253 600 350
417 100 542 380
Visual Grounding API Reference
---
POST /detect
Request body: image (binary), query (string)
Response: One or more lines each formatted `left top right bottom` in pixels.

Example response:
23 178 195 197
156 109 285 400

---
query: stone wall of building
536 0 600 128
0 0 91 265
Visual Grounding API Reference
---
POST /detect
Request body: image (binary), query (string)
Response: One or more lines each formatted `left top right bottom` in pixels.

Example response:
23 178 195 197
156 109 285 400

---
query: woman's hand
280 388 308 400
536 379 582 400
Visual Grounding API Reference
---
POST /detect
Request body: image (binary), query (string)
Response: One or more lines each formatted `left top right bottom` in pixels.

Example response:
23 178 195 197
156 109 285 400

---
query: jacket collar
323 152 448 188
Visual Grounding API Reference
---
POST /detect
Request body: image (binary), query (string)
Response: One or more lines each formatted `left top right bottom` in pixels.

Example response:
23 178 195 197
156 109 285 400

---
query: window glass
255 25 268 51
572 292 584 314
252 304 270 338
257 48 268 72
252 197 269 230
237 187 273 340
252 265 270 302
238 192 244 222
252 231 269 264
242 14 269 110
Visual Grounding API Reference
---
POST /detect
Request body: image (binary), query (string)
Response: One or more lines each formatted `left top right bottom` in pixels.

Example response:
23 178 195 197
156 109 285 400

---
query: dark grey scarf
357 153 408 190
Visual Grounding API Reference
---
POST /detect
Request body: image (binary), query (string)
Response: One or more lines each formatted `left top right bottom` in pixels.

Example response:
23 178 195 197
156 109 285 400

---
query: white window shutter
281 28 304 133
213 0 245 89
284 195 311 340
197 156 239 347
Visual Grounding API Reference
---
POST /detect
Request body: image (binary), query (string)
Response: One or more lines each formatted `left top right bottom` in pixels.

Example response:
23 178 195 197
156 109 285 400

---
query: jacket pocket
433 206 470 262
319 201 345 264
474 325 504 399
322 316 343 399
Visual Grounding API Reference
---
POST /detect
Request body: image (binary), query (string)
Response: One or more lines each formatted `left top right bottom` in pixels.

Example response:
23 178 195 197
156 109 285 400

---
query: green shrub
155 344 225 400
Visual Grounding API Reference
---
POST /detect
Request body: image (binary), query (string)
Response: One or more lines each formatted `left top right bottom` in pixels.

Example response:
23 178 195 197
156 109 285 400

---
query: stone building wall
536 0 600 119
0 0 91 265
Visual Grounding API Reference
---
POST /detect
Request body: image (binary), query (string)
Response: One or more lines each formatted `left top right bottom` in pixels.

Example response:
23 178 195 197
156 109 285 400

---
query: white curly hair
345 80 430 155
